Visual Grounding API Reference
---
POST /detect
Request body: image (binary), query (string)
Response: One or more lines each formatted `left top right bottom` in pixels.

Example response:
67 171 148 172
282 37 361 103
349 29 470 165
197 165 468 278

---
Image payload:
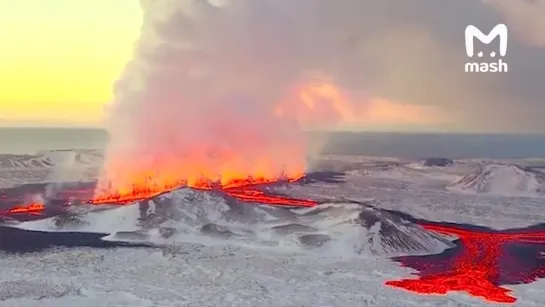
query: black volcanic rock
0 226 149 253
354 205 456 255
272 223 317 235
421 158 454 167
298 234 331 247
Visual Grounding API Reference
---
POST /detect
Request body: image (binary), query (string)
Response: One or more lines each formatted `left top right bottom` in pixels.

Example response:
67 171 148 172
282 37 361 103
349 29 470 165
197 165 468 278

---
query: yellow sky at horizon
0 0 142 126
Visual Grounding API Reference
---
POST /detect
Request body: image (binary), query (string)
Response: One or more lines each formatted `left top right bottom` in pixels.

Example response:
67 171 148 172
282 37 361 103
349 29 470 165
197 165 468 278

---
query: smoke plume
98 0 545 197
98 0 438 196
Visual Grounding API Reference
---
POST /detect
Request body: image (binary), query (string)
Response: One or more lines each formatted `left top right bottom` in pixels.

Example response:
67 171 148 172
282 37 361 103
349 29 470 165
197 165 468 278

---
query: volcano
4 173 545 304
1 187 454 258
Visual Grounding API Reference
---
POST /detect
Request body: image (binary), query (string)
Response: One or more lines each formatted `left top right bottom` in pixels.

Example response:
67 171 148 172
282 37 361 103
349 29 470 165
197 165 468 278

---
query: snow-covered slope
0 150 103 188
8 188 454 257
0 150 102 170
447 164 545 197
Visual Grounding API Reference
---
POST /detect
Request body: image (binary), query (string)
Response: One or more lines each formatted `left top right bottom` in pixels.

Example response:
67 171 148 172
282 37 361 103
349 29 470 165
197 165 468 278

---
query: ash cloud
101 0 545 187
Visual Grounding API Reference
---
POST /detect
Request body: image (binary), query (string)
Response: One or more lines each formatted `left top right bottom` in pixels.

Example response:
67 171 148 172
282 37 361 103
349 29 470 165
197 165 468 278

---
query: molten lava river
0 175 317 218
385 221 545 304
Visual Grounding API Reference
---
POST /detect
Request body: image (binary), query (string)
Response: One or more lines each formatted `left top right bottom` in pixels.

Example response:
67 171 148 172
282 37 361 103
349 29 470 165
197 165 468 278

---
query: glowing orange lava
89 174 316 207
90 174 305 205
6 203 45 216
2 175 315 218
221 186 316 207
386 222 545 304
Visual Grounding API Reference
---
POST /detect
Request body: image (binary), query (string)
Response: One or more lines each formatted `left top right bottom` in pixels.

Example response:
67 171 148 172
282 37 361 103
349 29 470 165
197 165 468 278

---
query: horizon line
1 126 545 136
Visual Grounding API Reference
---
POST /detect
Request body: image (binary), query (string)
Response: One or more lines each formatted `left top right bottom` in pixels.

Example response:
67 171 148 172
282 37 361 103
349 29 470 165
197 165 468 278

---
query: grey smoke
100 0 545 188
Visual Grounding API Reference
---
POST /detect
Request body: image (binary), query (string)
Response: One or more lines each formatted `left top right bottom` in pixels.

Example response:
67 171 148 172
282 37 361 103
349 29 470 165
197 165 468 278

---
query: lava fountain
0 176 317 219
94 1 361 203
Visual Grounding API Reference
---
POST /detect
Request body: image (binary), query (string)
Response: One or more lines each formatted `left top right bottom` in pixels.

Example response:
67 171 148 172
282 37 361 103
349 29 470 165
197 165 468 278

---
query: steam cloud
99 0 545 192
99 0 437 191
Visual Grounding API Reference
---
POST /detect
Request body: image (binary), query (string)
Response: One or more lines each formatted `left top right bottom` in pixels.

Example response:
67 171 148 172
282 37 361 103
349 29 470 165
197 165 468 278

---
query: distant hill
448 164 545 197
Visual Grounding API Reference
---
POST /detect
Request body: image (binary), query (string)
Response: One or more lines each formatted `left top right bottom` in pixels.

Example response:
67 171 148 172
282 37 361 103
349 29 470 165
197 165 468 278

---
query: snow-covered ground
10 190 455 258
0 150 101 188
0 245 523 307
3 246 545 307
279 155 545 229
1 153 545 306
447 164 545 197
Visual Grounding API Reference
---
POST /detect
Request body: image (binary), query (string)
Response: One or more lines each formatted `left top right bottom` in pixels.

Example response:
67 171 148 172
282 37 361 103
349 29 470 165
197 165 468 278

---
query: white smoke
97 0 446 192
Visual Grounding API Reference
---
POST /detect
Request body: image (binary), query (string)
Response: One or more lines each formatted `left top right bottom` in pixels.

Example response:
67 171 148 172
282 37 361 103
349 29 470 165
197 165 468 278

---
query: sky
1 0 544 133
0 0 142 126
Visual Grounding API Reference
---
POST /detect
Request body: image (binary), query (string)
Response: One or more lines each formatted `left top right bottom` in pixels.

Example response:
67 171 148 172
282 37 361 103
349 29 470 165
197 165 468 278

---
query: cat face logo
464 24 508 73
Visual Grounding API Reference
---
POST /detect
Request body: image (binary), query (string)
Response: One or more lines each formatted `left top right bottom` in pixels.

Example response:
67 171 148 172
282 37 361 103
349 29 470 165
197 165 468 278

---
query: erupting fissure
221 186 316 207
386 223 545 304
2 175 316 217
6 203 45 216
90 173 317 207
90 173 306 205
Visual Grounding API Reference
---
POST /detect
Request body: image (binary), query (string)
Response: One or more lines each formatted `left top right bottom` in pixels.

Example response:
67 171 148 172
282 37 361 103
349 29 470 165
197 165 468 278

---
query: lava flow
91 175 317 207
89 174 307 205
6 203 45 216
1 175 317 218
385 222 545 304
220 186 316 207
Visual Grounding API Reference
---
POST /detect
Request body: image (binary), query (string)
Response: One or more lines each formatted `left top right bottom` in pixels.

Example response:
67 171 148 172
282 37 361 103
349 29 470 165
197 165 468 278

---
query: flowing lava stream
89 175 317 207
6 203 45 216
222 187 316 207
385 222 545 304
1 176 317 218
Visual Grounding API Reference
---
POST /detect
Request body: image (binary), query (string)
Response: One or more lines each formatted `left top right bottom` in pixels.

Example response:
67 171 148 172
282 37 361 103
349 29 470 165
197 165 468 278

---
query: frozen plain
1 152 545 306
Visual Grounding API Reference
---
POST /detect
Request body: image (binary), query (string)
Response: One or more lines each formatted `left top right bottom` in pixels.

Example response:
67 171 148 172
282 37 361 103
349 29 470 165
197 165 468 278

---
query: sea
1 127 545 159
0 127 108 155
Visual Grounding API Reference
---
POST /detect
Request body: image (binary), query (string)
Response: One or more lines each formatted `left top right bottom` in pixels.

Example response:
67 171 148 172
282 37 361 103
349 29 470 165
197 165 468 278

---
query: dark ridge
420 158 454 167
0 226 151 253
297 171 346 184
379 206 545 234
